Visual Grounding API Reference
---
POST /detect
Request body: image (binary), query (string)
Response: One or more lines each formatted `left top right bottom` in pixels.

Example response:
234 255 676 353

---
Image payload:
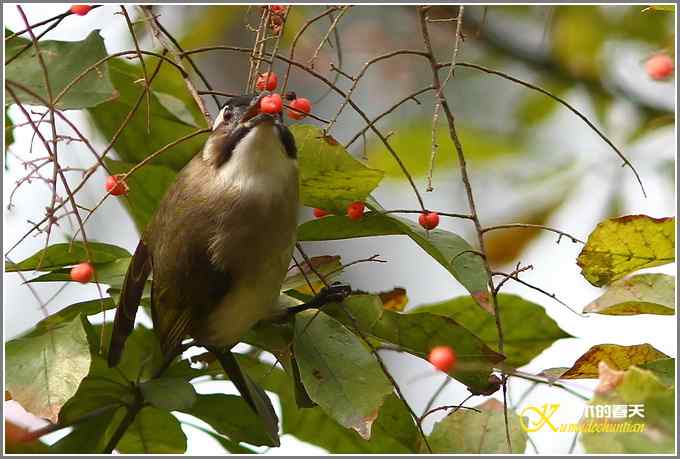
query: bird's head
204 94 296 167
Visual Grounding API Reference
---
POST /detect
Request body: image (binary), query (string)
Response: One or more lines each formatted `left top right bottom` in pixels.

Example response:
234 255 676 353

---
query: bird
107 94 301 442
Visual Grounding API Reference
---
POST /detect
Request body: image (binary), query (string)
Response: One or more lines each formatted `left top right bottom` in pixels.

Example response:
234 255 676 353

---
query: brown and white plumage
108 95 298 366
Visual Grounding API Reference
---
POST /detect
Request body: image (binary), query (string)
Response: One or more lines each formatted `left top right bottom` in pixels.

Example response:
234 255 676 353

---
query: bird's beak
240 95 266 124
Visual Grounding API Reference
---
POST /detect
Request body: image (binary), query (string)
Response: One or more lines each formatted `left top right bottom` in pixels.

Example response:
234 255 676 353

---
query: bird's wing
108 240 152 367
146 156 232 358
150 247 231 357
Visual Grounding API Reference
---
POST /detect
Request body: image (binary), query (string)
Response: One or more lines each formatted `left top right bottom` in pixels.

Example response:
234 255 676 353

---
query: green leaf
5 31 116 109
5 111 14 152
183 424 257 454
34 297 116 332
6 315 91 422
288 392 423 453
428 399 528 453
154 91 200 127
281 254 342 292
27 257 131 288
116 406 187 453
58 356 132 425
410 294 571 367
240 355 423 453
298 198 490 311
323 295 504 395
5 241 130 272
105 159 177 230
583 273 675 315
293 125 384 213
86 321 163 383
180 394 279 447
639 358 675 386
168 352 424 453
550 343 670 379
294 310 394 439
88 58 208 171
581 366 675 453
51 406 126 453
577 215 675 287
140 378 197 411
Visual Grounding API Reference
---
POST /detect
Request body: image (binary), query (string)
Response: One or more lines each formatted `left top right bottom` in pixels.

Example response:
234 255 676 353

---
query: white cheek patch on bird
212 108 226 131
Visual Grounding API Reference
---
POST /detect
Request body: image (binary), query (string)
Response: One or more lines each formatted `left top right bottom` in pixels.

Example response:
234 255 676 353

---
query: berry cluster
254 71 312 121
264 5 288 34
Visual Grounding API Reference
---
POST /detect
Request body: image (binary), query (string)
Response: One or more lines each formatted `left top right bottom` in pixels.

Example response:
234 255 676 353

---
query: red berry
106 175 128 196
70 262 94 284
346 201 365 220
646 54 674 80
256 72 278 92
428 346 457 372
269 5 287 15
287 97 312 120
70 5 93 16
418 212 440 230
313 208 330 218
259 93 283 114
269 14 284 31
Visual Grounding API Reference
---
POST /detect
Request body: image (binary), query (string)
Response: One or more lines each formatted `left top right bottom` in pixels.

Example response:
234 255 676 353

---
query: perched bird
108 94 300 442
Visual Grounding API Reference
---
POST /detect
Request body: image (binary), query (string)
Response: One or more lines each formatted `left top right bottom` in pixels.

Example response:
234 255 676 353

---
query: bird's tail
108 240 152 367
211 349 280 446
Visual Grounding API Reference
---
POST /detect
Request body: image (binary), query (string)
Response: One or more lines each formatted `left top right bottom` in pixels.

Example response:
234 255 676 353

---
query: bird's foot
286 282 352 315
318 282 352 303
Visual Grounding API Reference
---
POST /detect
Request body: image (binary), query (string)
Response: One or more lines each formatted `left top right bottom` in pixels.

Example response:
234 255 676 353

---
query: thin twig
494 262 533 294
418 394 479 425
140 6 221 111
345 86 434 149
492 271 587 317
482 223 584 244
417 6 512 452
307 6 350 69
141 6 212 125
378 208 474 220
71 128 211 239
181 45 428 210
426 6 464 192
120 6 152 134
281 6 342 93
5 55 168 258
445 61 646 197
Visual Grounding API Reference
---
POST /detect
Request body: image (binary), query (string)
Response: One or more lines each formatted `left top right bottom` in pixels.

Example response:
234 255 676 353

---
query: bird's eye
212 105 233 130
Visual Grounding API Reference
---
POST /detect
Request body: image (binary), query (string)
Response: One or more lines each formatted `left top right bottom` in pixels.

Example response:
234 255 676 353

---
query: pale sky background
3 4 676 455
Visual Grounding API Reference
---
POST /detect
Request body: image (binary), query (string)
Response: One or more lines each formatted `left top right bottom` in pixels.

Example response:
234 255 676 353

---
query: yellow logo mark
520 403 560 432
